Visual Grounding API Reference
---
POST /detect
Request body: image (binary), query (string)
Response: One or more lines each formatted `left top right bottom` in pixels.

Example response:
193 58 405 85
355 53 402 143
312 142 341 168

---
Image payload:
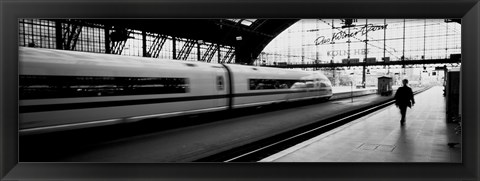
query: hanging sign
315 24 388 45
326 49 369 56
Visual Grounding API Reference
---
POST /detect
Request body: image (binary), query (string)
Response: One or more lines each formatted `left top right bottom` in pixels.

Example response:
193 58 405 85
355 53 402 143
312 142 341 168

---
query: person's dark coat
395 86 415 108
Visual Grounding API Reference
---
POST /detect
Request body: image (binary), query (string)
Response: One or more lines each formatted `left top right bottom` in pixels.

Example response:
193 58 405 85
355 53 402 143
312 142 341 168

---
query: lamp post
350 72 354 103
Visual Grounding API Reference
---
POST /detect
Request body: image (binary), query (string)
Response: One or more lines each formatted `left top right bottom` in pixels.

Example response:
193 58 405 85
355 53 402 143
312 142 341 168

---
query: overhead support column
402 19 406 74
217 43 221 63
172 36 176 59
104 25 110 54
142 31 147 57
384 19 388 75
362 19 368 88
234 35 251 65
55 20 63 50
197 43 201 61
235 46 242 64
236 50 252 64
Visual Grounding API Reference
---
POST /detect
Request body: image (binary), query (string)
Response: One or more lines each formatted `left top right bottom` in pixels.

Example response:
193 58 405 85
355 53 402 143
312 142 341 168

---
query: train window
319 80 331 88
291 82 306 89
248 79 314 90
19 75 189 99
306 81 314 88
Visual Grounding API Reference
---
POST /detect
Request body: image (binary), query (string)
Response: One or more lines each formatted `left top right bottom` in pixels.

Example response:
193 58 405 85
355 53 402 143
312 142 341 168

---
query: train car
224 64 332 109
19 47 332 135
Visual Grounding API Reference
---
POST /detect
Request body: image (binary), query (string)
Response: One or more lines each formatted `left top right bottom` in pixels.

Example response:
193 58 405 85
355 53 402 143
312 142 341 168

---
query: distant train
19 47 333 135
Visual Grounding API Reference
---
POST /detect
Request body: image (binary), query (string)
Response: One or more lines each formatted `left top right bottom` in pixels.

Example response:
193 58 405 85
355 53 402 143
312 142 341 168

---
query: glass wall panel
261 19 461 87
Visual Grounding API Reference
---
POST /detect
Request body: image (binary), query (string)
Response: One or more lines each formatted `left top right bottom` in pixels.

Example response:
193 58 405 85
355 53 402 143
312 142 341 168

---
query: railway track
194 86 432 162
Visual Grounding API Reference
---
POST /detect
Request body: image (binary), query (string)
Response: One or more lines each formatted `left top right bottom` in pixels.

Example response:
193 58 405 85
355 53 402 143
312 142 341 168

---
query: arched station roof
78 19 299 64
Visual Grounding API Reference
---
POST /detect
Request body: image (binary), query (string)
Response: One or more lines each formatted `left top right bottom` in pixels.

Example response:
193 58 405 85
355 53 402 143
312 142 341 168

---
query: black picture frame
1 0 478 180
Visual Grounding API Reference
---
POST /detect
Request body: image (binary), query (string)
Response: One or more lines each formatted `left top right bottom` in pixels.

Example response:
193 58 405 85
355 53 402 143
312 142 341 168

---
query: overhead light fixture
236 36 242 41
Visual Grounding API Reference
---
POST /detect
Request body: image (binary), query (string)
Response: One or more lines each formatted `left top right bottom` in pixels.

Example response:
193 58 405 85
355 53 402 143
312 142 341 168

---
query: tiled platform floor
261 86 461 162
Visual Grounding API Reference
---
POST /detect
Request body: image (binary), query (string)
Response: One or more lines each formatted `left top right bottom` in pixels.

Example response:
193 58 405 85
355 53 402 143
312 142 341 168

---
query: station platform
261 86 461 162
331 86 379 94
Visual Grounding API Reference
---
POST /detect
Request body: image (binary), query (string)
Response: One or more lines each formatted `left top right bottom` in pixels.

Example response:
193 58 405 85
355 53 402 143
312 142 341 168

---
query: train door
214 69 228 109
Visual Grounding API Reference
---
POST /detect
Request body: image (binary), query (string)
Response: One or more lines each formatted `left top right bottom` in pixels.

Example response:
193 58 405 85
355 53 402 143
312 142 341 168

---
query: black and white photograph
18 18 463 163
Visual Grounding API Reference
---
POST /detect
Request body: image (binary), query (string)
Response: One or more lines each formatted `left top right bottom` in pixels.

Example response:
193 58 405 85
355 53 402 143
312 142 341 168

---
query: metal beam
264 58 461 68
201 43 215 62
221 47 234 63
148 34 167 58
177 39 196 60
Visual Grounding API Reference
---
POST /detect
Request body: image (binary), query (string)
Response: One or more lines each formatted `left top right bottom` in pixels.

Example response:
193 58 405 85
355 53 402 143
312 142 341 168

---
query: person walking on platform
394 79 415 125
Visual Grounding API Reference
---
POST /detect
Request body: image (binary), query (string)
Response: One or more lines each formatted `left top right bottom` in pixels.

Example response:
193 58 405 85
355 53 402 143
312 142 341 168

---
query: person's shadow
394 126 416 162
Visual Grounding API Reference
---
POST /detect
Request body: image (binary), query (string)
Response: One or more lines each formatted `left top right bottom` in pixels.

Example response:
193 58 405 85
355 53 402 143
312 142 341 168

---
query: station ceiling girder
45 19 461 65
61 19 299 64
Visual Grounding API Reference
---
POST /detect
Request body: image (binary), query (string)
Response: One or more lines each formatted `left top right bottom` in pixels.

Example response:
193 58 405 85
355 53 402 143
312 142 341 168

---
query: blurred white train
19 47 333 135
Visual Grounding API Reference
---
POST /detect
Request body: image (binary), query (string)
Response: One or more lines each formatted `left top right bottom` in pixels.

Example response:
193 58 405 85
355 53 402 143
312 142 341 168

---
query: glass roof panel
226 19 257 26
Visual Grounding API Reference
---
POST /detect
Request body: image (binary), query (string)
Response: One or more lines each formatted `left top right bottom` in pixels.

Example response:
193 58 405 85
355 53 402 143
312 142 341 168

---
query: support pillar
142 31 147 57
197 43 201 61
104 25 110 54
362 19 368 88
217 43 221 63
172 36 176 59
55 20 63 50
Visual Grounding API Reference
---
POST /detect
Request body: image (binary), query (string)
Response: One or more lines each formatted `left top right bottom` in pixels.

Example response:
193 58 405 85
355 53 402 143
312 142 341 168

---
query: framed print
1 0 478 180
